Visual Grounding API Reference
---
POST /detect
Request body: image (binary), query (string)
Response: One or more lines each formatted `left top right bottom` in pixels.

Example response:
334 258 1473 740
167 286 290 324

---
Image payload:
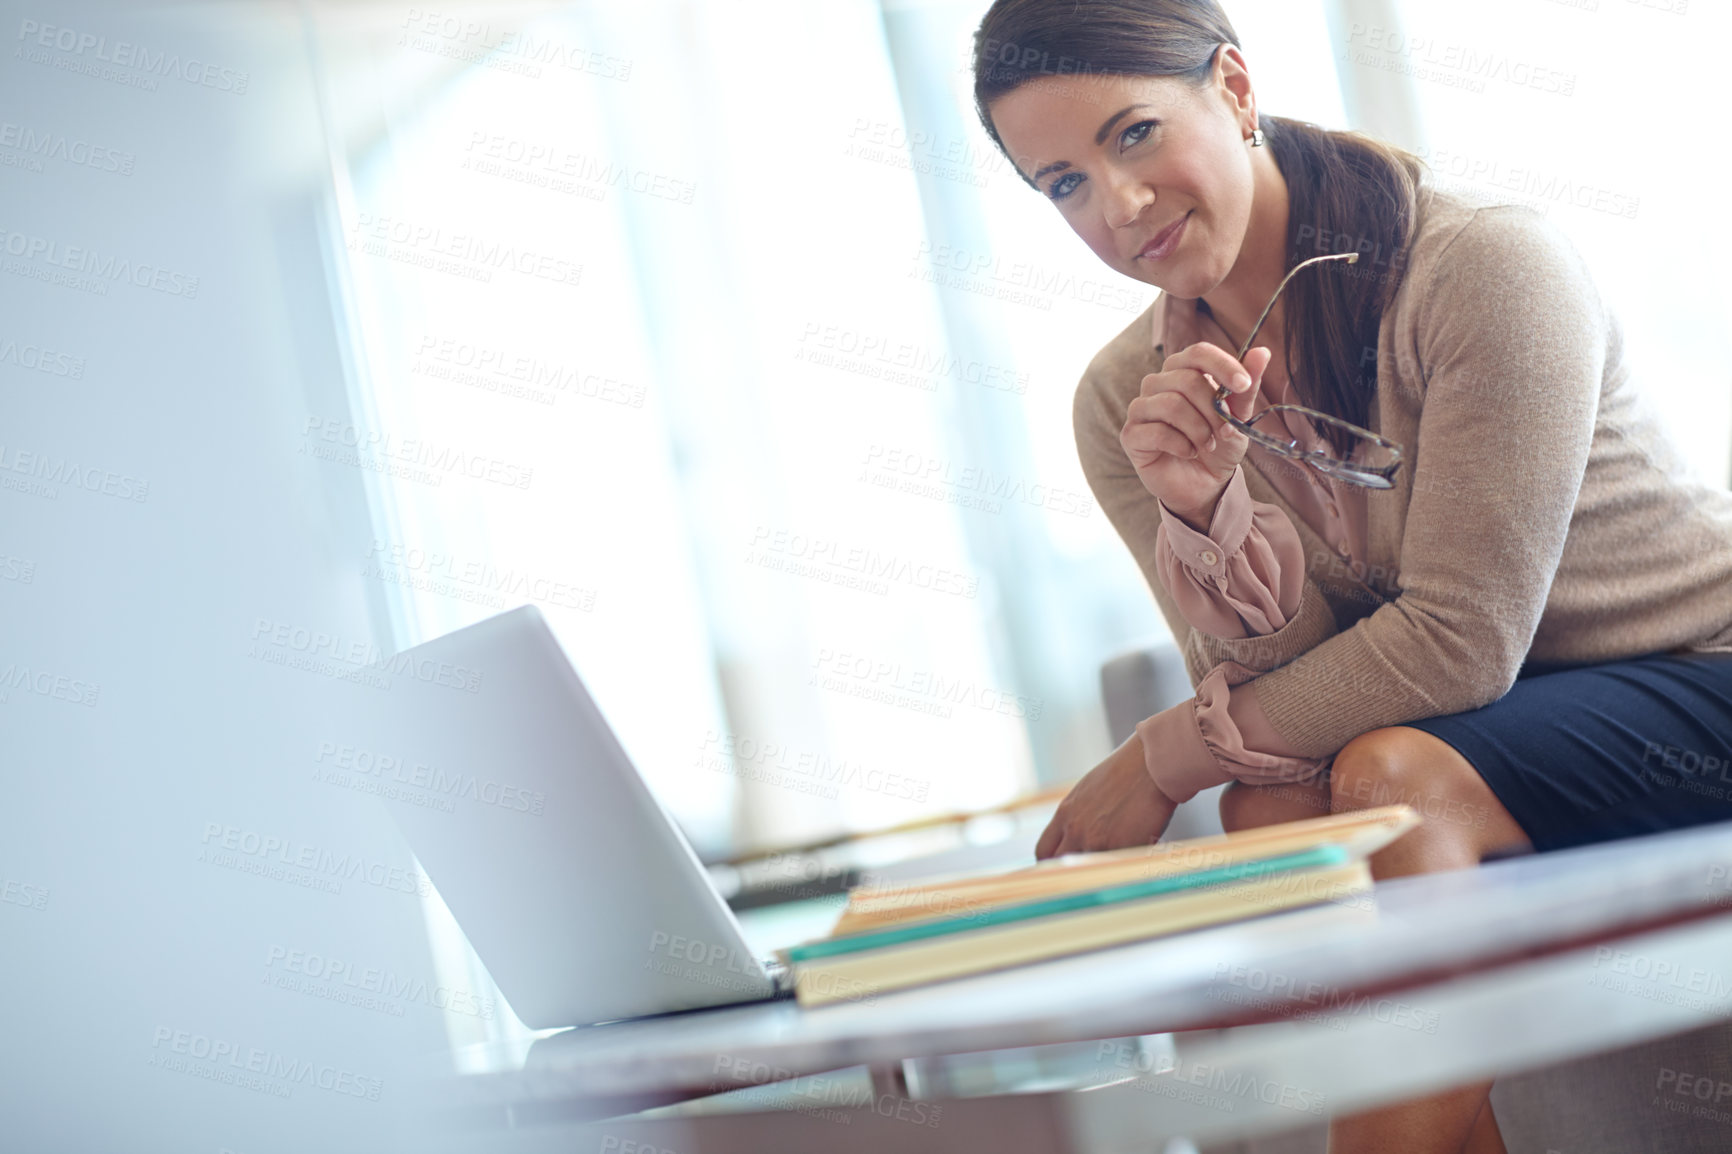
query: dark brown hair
971 0 1425 453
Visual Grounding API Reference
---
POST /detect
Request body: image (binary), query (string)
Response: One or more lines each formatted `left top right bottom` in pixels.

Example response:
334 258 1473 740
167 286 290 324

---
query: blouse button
1199 549 1220 566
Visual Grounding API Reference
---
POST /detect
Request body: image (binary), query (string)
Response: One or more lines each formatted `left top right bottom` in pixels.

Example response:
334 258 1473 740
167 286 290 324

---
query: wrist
1133 701 1237 806
1127 732 1182 810
1162 477 1231 534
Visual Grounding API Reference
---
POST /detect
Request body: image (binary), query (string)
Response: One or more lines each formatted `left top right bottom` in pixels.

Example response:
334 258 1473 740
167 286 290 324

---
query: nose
1101 167 1155 231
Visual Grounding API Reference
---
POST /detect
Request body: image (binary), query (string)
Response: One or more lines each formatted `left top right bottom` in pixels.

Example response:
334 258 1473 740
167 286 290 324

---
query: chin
1125 261 1188 295
1149 267 1211 300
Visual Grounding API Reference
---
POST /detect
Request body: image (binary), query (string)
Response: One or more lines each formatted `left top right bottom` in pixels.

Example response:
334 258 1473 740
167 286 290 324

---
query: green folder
787 843 1353 963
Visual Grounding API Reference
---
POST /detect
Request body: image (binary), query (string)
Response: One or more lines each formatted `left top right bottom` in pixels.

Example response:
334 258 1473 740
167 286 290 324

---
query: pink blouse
1133 292 1376 804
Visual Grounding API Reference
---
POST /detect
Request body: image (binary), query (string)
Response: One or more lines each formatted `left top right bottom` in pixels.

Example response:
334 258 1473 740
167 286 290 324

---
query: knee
1219 778 1330 833
1330 726 1436 814
1218 781 1263 834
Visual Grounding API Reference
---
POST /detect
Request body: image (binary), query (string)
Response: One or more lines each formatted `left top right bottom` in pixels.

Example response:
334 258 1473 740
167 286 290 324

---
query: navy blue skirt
1403 650 1732 853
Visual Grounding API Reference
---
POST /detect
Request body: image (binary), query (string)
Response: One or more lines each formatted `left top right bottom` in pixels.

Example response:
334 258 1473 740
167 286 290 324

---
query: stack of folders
781 804 1421 1007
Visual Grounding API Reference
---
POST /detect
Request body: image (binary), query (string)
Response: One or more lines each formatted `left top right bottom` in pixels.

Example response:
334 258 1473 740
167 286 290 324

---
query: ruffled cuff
1154 466 1306 640
1193 666 1332 786
1133 700 1235 806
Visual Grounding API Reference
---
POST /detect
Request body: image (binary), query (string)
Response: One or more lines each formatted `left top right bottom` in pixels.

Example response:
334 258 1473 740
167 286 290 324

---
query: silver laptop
366 605 790 1028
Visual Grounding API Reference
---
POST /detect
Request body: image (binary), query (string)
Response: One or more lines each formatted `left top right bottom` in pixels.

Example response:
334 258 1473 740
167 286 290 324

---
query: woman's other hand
1035 731 1180 859
1122 342 1272 530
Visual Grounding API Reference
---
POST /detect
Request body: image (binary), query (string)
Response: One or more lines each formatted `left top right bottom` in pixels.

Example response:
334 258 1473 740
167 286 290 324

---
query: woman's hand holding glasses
1121 341 1272 531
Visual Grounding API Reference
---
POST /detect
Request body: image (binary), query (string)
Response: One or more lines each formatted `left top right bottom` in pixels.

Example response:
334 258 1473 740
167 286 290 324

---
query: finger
1163 346 1260 436
1134 392 1217 455
1124 415 1206 461
1176 373 1238 449
1123 420 1206 462
1150 360 1249 446
1035 817 1062 860
1165 342 1255 397
1232 346 1274 421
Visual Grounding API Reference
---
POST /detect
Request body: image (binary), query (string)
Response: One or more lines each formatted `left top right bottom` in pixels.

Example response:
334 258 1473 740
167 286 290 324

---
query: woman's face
988 59 1257 300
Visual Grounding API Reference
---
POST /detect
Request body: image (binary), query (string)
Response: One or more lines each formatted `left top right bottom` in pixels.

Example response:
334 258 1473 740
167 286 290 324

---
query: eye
1046 120 1160 203
1120 119 1157 149
1048 171 1084 201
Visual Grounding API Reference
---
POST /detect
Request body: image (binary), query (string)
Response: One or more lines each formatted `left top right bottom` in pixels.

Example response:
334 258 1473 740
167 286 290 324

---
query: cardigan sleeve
1131 666 1335 804
1154 465 1308 640
1245 205 1607 756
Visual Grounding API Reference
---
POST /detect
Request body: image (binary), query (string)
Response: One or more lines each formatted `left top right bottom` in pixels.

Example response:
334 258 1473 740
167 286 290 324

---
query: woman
971 0 1732 1151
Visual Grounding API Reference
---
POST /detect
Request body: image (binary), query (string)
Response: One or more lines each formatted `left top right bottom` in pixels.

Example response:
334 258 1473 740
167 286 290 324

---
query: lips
1138 211 1190 262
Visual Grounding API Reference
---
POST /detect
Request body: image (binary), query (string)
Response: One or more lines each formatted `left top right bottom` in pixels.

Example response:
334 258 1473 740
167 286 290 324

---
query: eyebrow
1029 104 1156 183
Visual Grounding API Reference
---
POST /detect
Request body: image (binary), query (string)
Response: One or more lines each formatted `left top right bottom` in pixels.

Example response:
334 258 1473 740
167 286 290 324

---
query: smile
1138 211 1191 262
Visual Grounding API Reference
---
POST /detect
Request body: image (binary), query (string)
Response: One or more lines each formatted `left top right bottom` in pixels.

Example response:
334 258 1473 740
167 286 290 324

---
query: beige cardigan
1074 184 1732 759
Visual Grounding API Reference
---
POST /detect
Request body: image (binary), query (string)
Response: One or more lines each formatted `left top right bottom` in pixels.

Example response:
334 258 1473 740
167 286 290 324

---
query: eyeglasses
1210 251 1405 490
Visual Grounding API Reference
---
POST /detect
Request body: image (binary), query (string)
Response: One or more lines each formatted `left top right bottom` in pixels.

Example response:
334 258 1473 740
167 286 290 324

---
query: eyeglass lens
1240 407 1398 482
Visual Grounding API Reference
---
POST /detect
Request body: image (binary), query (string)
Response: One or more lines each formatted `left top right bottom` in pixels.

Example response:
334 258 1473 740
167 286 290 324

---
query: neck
1201 144 1290 358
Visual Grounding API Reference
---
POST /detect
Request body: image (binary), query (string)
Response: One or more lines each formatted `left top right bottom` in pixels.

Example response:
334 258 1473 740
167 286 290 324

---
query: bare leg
1217 772 1332 833
1465 1095 1510 1154
1323 727 1529 1154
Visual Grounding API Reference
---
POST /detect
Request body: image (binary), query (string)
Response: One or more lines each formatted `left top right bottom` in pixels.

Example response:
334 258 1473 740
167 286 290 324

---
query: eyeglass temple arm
1232 251 1360 362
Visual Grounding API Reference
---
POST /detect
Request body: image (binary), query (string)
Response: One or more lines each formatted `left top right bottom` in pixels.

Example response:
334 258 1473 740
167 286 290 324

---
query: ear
1214 44 1257 126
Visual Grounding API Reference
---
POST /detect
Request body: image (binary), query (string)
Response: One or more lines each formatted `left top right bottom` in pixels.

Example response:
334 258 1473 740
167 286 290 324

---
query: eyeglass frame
1206 251 1405 490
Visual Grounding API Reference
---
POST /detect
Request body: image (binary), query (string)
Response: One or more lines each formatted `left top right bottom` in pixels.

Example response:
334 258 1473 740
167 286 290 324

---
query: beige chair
1099 641 1732 1154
